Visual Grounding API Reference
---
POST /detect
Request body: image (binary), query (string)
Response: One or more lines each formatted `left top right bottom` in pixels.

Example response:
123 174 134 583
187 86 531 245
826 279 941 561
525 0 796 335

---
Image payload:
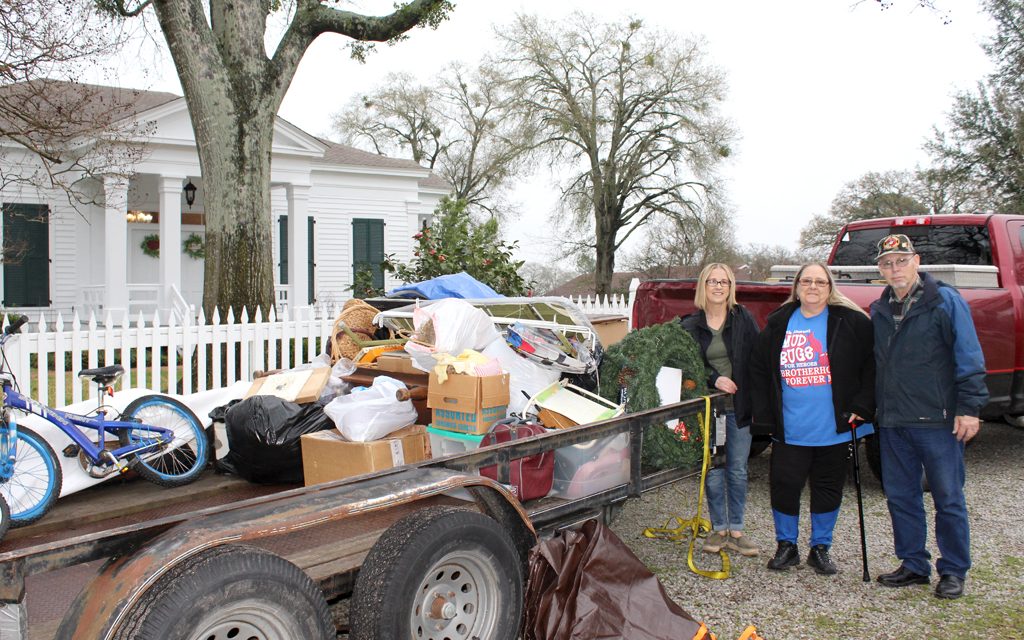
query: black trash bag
217 396 333 484
524 519 711 640
208 398 242 423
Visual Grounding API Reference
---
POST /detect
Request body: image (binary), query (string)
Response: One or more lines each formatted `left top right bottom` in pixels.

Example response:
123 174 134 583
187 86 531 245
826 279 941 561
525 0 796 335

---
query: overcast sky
104 1 995 258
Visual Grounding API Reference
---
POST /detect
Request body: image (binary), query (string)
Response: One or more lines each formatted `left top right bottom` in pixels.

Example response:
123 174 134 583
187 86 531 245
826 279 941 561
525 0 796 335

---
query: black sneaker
806 544 838 575
767 541 799 571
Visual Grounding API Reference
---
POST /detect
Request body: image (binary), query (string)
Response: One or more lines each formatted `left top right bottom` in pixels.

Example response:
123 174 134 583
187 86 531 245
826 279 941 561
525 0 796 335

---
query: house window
278 215 315 303
2 203 50 307
352 218 385 290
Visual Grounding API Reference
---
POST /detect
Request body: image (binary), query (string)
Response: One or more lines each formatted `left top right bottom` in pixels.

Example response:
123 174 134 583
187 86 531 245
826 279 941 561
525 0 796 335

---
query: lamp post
183 180 197 208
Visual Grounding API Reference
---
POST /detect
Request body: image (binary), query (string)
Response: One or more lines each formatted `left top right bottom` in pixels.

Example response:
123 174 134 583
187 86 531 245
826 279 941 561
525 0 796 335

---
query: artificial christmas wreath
183 233 205 259
141 234 160 258
598 320 709 469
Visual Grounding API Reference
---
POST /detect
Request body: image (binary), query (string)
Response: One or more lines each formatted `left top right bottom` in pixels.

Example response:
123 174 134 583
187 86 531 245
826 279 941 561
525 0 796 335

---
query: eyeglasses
705 278 731 288
798 278 830 288
878 256 913 271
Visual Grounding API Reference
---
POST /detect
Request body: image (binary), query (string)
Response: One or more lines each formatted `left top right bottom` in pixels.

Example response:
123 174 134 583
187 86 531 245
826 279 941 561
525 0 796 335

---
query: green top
706 326 732 380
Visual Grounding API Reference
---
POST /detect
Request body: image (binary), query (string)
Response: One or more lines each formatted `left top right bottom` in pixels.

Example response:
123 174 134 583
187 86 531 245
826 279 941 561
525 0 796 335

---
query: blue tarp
386 272 503 299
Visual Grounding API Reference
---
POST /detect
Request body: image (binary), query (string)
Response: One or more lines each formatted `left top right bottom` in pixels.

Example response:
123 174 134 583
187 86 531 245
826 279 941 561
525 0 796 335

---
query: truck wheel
1004 414 1024 429
350 506 524 640
112 544 333 640
748 436 771 459
865 434 883 485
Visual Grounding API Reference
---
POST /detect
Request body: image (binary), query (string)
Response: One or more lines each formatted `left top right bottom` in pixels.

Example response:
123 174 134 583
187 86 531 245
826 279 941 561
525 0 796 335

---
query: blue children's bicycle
0 315 209 528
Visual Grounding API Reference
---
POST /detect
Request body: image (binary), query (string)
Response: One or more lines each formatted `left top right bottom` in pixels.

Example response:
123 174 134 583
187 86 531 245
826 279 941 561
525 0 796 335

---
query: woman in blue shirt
750 262 875 575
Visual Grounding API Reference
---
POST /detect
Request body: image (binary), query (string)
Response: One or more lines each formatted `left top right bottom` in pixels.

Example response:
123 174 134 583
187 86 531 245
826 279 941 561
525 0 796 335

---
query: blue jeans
706 413 752 531
879 426 970 579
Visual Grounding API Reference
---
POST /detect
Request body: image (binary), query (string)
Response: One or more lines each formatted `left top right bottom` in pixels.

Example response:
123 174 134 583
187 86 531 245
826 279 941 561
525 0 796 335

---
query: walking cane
848 416 870 582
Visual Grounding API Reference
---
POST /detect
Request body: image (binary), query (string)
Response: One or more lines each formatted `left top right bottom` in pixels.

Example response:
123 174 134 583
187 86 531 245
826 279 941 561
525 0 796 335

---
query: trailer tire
112 544 332 640
350 505 524 640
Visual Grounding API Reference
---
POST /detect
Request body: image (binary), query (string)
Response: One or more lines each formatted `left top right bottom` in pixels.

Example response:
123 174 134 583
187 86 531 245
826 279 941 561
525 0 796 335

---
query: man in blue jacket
870 233 987 600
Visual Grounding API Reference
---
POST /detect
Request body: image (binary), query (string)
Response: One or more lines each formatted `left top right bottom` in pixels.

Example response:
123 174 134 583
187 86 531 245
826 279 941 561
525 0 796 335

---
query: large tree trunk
594 203 617 296
198 110 276 317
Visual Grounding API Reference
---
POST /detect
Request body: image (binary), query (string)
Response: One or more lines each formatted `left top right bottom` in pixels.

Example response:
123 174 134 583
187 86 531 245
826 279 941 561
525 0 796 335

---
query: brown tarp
524 519 710 640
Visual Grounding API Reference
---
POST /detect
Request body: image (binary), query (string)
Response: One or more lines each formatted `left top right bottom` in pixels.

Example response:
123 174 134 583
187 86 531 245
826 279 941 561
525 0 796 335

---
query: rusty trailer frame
0 395 722 639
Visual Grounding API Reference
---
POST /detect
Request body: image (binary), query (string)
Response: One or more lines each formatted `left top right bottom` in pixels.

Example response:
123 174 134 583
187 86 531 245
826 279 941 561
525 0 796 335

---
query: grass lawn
32 366 184 407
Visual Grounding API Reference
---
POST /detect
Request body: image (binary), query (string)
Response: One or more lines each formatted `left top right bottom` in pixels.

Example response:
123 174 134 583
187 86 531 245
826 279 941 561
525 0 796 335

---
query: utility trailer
0 396 720 640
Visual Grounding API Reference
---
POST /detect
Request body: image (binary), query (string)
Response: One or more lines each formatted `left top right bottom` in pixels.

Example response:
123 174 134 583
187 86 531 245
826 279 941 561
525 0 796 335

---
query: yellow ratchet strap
643 395 730 580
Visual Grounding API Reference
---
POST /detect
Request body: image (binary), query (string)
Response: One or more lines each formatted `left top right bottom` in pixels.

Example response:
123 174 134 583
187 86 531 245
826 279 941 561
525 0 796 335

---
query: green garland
599 320 709 469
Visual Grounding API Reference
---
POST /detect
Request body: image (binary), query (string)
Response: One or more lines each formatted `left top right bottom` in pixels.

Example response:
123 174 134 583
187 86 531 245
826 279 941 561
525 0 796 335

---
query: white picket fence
3 306 340 407
4 281 640 407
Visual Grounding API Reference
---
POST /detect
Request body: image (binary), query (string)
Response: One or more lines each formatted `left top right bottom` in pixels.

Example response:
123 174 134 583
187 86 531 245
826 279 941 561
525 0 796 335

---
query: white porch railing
568 278 640 328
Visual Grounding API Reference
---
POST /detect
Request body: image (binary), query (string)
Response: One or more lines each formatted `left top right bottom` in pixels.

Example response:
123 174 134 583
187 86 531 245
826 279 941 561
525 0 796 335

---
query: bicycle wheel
120 395 208 488
0 425 62 527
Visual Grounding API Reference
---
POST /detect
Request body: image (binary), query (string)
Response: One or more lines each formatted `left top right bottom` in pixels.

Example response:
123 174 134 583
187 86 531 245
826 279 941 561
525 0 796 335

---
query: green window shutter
278 215 288 285
307 216 315 303
352 218 384 290
2 203 50 307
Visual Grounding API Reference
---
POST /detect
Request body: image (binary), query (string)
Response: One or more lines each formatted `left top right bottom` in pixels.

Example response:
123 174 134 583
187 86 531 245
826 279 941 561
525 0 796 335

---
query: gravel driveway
611 420 1024 640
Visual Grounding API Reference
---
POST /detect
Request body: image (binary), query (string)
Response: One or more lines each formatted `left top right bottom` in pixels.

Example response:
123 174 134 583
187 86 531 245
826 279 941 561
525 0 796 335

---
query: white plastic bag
405 299 501 372
319 357 357 403
324 376 417 442
481 338 561 416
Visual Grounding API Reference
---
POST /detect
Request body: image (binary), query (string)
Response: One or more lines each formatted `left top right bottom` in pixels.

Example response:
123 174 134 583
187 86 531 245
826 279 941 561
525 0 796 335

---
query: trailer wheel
112 544 333 640
350 506 524 640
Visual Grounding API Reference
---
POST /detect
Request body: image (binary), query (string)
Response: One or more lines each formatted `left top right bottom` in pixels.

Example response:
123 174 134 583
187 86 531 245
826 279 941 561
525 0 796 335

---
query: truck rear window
832 224 992 266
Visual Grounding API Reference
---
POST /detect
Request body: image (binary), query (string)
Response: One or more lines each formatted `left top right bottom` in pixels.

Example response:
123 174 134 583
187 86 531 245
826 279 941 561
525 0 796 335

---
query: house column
286 184 310 307
158 176 184 309
102 175 129 324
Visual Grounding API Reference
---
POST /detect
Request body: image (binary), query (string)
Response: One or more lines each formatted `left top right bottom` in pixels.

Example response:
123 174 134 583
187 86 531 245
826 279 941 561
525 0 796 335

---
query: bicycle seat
78 365 125 386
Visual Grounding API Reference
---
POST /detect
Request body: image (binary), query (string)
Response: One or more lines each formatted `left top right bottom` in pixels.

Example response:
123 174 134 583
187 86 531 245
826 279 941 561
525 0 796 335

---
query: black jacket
680 304 759 427
749 301 875 442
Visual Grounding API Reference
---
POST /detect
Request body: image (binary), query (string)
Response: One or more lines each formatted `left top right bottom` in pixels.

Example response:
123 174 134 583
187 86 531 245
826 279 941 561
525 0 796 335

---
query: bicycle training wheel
0 425 62 527
120 395 209 488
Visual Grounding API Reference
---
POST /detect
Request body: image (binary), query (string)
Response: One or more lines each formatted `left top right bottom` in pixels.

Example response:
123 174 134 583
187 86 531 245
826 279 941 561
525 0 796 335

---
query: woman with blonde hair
681 263 761 557
750 262 875 575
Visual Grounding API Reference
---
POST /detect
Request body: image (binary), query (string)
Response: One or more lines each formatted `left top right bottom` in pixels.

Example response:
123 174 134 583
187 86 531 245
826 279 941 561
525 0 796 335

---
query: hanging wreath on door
183 233 205 259
141 234 160 258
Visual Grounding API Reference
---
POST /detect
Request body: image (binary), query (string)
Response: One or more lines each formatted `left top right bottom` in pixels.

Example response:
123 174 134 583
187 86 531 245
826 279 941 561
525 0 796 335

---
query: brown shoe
703 531 729 554
725 533 760 557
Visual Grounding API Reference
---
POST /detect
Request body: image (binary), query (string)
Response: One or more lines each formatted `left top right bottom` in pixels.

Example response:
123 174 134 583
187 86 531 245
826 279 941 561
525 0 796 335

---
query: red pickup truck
632 214 1024 471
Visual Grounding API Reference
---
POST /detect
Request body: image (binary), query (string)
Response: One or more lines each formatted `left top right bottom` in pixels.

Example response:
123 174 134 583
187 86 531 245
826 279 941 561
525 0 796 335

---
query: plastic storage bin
549 432 630 499
427 425 485 459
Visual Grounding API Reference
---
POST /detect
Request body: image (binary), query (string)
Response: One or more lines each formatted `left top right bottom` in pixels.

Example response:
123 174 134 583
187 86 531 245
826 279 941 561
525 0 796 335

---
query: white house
0 82 448 324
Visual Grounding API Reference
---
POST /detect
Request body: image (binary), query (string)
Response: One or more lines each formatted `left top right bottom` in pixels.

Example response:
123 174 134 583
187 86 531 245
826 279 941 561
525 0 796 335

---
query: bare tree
620 207 737 278
334 63 532 217
99 0 453 316
0 0 142 206
496 14 734 295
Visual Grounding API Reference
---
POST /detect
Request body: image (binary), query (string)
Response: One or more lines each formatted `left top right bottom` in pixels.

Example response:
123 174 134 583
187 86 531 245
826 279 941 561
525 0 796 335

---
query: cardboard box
300 425 429 486
588 314 629 348
245 367 330 404
376 352 421 375
427 371 510 435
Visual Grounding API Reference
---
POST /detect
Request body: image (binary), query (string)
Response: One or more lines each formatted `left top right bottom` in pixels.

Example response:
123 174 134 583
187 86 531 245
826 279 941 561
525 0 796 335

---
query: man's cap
875 233 916 261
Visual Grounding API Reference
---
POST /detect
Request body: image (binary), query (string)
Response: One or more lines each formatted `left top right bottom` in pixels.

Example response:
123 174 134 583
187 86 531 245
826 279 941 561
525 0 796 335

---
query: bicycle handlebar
3 315 28 335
